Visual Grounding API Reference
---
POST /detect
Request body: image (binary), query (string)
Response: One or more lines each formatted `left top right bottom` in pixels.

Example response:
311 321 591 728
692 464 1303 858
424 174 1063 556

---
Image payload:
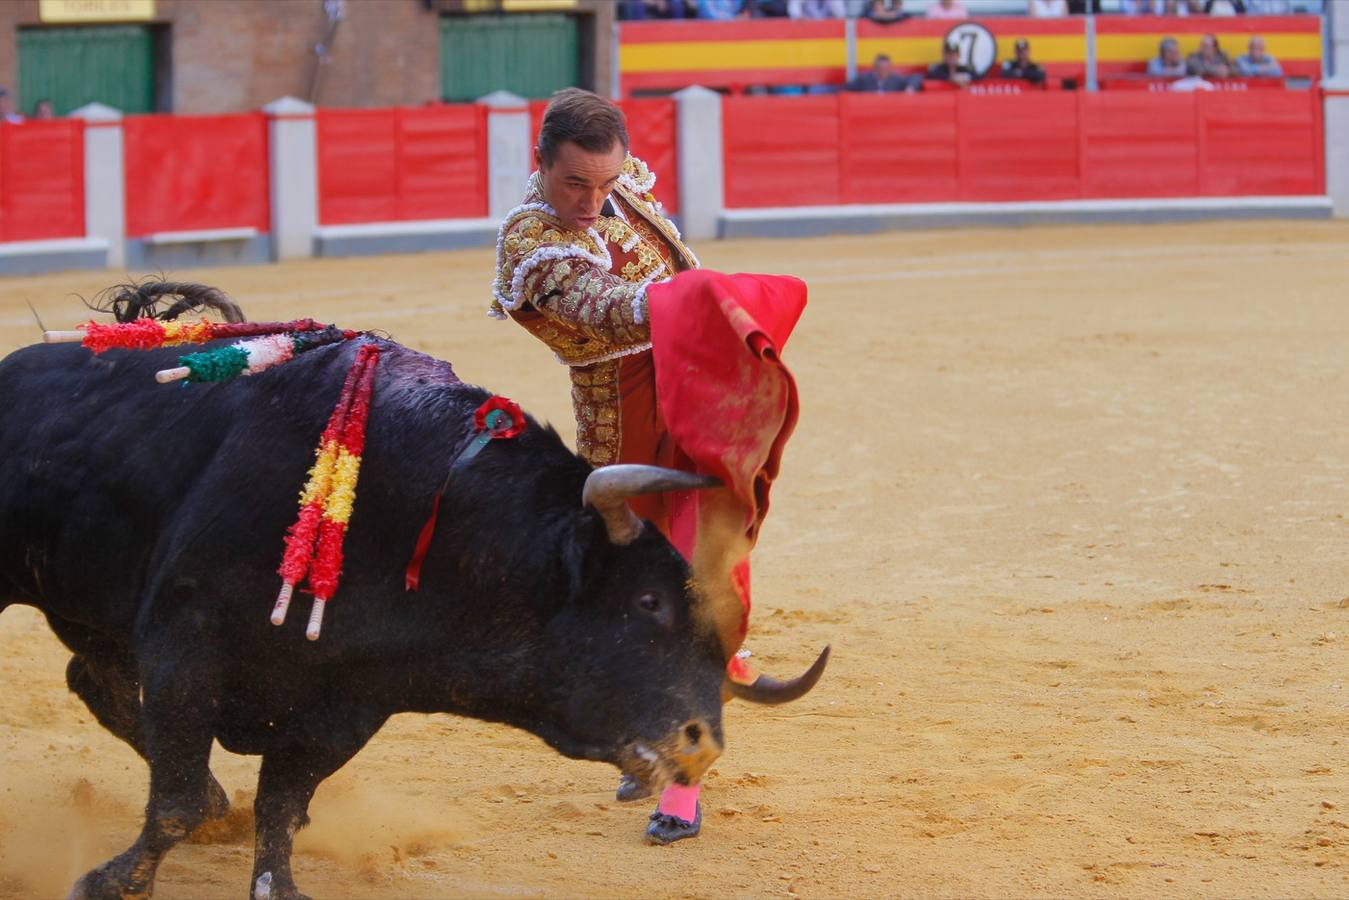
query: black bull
0 335 827 899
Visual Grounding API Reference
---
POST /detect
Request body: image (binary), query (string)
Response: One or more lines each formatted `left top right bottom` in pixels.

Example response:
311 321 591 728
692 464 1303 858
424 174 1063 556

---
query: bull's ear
558 511 602 604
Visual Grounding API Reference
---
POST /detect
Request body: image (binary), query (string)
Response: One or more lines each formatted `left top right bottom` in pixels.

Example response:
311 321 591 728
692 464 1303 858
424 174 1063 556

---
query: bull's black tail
86 280 247 324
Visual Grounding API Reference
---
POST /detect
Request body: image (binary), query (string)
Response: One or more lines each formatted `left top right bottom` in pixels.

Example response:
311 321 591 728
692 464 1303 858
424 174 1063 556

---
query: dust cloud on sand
4 220 1349 897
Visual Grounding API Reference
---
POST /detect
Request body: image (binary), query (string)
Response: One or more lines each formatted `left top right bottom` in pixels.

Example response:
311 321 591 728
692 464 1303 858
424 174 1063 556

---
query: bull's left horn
725 645 830 705
582 465 721 546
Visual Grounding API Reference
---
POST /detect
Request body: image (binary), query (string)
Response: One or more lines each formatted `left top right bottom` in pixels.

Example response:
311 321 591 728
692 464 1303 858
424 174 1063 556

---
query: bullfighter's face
535 139 627 233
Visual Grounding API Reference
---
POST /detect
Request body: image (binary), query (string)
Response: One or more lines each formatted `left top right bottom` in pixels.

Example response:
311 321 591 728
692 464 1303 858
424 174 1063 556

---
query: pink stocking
656 782 701 822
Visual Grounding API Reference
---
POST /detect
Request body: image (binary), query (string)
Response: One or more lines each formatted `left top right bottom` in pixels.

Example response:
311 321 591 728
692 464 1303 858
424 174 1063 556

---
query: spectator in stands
866 0 912 21
847 53 922 92
1126 0 1200 12
925 0 968 19
1246 0 1291 11
0 89 23 125
1001 39 1047 84
697 0 748 18
1235 35 1283 77
31 98 54 119
1147 37 1188 77
1205 0 1247 13
1029 0 1068 16
928 41 976 86
749 0 790 13
1187 33 1231 78
788 0 846 16
619 0 690 18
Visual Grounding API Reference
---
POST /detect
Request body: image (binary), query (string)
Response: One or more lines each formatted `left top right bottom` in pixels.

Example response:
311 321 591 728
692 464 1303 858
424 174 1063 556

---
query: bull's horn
582 464 721 546
724 645 830 705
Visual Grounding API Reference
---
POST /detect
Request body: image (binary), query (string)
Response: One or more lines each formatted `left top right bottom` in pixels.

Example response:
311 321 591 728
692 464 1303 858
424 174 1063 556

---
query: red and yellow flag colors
75 317 326 354
273 342 380 640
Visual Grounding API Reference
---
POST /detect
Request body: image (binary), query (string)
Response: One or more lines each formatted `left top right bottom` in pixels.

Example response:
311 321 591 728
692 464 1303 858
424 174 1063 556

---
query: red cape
647 269 807 546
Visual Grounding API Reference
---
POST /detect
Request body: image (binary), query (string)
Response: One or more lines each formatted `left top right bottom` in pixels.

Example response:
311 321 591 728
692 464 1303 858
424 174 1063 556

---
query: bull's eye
635 591 672 628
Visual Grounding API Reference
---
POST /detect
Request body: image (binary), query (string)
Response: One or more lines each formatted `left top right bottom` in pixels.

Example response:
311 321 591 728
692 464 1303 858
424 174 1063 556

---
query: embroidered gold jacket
491 154 698 465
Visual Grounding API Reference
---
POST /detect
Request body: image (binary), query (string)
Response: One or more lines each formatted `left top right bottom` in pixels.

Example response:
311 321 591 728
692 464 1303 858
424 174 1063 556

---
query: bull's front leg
69 661 219 899
250 738 369 900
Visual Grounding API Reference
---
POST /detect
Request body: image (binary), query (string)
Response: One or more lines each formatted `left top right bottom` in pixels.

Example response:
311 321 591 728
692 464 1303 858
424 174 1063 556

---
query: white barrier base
721 196 1334 238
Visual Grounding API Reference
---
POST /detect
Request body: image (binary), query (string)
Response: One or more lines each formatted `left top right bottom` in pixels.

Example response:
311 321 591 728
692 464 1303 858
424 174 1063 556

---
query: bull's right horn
582 464 721 546
724 645 830 705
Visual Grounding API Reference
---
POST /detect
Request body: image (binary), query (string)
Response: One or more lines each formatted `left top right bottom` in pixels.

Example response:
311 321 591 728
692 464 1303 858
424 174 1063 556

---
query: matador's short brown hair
537 88 629 166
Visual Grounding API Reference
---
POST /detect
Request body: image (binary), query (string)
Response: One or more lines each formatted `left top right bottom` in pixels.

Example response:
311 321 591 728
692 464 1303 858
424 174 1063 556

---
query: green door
440 14 579 102
18 25 156 116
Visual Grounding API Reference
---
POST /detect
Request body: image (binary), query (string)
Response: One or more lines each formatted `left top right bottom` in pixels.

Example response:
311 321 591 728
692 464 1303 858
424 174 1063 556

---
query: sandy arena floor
2 220 1349 898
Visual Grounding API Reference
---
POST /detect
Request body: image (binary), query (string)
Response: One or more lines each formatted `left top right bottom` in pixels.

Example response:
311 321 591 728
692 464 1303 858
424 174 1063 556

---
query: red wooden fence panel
839 93 958 205
397 105 490 221
1080 92 1200 198
0 120 85 241
723 95 841 209
621 98 679 216
123 113 268 238
721 91 1321 209
957 92 1082 202
1197 90 1320 196
317 105 488 226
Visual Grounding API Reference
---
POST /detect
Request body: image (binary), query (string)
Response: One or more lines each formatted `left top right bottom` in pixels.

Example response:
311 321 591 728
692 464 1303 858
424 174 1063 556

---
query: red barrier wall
123 114 269 238
528 98 680 215
0 120 85 242
317 105 488 226
724 92 1322 208
1080 93 1199 198
840 94 958 204
958 92 1082 201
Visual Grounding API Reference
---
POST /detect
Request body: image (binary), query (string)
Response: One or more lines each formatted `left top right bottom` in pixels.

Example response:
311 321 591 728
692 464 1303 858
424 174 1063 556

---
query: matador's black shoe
645 803 701 845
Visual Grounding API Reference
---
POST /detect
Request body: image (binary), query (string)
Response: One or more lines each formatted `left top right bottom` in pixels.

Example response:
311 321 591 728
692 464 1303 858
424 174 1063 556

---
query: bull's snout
671 718 722 785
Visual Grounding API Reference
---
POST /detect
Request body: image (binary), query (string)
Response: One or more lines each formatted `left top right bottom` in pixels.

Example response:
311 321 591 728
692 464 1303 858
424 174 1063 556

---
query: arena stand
0 14 1343 274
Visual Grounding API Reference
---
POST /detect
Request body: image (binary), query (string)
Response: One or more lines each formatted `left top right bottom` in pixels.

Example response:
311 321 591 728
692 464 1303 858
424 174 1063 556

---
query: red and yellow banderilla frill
43 317 326 353
272 342 380 640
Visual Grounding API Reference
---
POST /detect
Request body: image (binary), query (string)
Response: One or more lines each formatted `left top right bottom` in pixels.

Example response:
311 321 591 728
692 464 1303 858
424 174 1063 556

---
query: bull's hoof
67 863 136 900
645 804 701 845
616 774 653 803
253 870 312 900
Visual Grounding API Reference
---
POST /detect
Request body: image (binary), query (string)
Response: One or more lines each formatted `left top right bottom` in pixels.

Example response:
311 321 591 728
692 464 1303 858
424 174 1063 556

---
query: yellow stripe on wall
621 39 847 73
621 32 1319 74
1095 32 1320 63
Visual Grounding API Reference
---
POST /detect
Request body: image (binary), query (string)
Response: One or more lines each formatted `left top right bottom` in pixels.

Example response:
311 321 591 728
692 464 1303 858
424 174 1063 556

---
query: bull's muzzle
623 716 723 796
670 717 722 786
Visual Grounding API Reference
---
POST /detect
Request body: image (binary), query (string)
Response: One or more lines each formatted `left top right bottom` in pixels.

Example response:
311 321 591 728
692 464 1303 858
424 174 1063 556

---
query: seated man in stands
1186 33 1232 80
865 0 911 22
927 42 976 88
0 89 23 125
847 53 922 93
1000 39 1047 85
1146 37 1187 79
1235 36 1283 78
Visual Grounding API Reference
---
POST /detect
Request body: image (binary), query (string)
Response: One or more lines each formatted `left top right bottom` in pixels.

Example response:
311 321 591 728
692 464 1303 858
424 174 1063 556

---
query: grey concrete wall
125 235 272 270
264 96 318 262
720 198 1335 240
480 91 532 220
70 102 126 269
1325 84 1349 218
674 86 724 243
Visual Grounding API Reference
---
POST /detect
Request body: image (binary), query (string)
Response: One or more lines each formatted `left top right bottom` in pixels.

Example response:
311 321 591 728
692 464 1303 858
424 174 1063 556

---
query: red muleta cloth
648 270 806 664
648 269 807 544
